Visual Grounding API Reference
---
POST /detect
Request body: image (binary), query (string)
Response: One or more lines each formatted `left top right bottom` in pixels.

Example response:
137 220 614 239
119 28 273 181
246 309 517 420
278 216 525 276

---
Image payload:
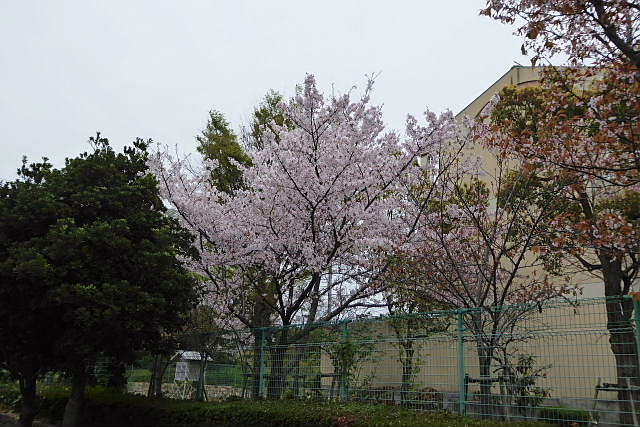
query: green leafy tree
0 158 65 427
0 135 199 426
241 90 293 150
196 110 253 195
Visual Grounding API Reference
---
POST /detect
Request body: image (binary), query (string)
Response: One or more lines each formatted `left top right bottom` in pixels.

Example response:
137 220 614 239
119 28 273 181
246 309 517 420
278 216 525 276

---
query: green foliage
0 384 552 426
244 90 294 150
0 158 66 380
490 86 548 138
496 170 543 210
453 178 490 208
597 190 640 222
502 354 550 411
538 406 595 427
494 169 576 275
196 110 253 195
329 340 365 380
0 135 200 385
0 383 20 410
321 324 380 394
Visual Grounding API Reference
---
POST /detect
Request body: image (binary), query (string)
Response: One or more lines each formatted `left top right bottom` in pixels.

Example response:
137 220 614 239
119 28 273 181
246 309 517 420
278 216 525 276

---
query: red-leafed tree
482 1 640 188
481 0 640 68
484 83 640 424
483 2 640 423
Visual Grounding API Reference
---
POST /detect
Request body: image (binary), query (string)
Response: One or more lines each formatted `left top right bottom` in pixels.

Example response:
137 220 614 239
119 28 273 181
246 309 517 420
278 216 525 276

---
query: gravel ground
0 410 55 427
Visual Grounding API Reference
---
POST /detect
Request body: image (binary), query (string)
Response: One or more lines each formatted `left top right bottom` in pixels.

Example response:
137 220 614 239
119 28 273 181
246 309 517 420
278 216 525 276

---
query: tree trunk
400 341 414 407
251 330 262 399
266 329 288 399
609 322 638 427
601 255 639 427
578 191 640 425
62 368 88 427
147 354 169 398
470 310 495 418
476 342 494 418
18 374 37 427
248 284 273 399
195 353 207 401
105 359 127 392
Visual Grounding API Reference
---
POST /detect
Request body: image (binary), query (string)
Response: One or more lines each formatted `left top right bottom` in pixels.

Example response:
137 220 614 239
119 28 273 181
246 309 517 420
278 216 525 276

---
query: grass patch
127 368 152 382
204 364 243 386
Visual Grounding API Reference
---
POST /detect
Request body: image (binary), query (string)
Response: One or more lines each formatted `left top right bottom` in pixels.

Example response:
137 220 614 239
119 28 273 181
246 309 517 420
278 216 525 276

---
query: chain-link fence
124 296 640 427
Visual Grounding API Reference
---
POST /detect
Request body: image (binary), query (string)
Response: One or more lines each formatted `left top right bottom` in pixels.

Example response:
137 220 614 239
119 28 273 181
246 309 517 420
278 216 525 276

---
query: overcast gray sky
0 0 532 181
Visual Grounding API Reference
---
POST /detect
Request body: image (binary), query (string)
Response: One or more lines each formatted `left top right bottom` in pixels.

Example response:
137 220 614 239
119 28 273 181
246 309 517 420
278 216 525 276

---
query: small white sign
175 361 189 381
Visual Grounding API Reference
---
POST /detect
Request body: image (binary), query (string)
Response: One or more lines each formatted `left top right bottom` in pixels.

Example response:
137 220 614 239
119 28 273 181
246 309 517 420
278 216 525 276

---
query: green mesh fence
127 296 640 427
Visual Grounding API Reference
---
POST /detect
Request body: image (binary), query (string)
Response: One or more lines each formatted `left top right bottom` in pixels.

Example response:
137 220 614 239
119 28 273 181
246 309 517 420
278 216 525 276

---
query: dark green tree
0 158 65 427
0 135 200 426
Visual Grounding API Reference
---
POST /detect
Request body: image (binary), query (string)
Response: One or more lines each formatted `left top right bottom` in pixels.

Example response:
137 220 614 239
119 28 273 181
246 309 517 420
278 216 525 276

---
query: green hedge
0 383 552 427
538 406 595 427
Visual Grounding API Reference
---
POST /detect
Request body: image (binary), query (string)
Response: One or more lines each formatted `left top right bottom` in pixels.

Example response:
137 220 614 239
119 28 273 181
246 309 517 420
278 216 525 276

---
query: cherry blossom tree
150 74 466 398
487 67 639 188
387 142 572 415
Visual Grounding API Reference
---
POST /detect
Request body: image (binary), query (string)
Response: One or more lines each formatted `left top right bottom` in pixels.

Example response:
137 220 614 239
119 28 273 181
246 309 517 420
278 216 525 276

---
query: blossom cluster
149 75 464 324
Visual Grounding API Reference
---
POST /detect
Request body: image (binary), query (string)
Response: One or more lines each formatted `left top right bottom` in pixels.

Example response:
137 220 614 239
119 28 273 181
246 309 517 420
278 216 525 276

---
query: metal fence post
457 309 467 415
634 297 640 381
258 327 267 398
340 320 351 401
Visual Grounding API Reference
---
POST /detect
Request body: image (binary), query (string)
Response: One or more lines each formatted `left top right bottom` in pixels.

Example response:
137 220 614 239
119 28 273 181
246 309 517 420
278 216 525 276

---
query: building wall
319 297 616 401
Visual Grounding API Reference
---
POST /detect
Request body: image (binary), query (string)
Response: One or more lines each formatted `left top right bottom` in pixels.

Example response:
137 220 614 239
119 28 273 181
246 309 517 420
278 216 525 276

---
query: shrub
0 383 20 410
0 384 553 427
412 387 443 410
538 406 595 427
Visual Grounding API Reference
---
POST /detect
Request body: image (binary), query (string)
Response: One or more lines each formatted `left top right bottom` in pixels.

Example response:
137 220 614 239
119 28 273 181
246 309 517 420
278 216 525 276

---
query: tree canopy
0 135 200 426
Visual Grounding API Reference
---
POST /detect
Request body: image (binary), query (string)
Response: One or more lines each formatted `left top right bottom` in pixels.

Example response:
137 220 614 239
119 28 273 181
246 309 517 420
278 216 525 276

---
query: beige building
455 65 604 299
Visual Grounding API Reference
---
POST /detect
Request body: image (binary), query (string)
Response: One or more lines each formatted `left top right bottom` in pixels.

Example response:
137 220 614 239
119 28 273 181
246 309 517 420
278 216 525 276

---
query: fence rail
118 296 640 427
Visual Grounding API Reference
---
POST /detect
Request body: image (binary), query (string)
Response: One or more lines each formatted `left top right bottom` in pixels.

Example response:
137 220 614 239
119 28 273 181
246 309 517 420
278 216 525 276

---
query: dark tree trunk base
62 368 88 427
18 374 37 427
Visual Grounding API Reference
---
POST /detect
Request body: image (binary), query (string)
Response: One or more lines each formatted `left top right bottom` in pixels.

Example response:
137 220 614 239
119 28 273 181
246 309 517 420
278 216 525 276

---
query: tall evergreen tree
0 135 200 426
196 110 252 195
